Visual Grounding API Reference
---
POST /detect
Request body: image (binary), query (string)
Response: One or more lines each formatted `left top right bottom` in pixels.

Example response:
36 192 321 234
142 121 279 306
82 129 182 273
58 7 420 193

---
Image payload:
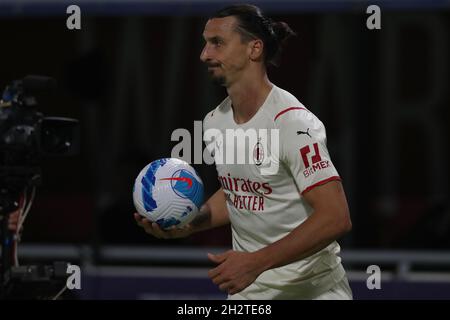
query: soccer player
135 4 353 299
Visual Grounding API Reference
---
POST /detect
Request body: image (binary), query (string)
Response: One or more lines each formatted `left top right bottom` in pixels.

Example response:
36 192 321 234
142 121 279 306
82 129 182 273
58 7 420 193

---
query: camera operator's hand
134 212 194 239
8 209 20 232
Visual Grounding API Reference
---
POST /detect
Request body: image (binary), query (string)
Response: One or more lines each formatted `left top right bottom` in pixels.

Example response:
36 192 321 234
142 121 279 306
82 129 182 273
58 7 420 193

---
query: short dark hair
211 4 296 67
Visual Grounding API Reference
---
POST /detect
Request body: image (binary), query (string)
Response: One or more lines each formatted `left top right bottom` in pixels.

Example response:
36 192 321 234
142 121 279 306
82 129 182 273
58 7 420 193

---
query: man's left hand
207 250 263 295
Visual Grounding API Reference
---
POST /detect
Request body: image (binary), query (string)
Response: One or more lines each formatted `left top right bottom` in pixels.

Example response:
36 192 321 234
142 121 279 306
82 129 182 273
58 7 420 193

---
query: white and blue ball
133 158 204 229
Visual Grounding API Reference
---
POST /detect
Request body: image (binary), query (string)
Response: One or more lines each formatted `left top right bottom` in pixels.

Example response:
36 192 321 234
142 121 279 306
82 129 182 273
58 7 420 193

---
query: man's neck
227 73 273 124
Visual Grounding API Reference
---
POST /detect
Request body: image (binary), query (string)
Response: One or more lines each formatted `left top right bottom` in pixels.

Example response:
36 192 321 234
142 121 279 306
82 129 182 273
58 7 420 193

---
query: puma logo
297 128 311 138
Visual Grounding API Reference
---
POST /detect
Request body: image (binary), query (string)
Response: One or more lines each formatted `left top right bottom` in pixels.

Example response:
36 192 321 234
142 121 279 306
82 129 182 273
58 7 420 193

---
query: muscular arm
254 180 352 272
206 180 351 295
190 188 231 233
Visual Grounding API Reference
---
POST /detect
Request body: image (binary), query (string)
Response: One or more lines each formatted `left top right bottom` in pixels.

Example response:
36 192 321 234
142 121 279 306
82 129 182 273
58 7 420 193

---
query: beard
206 64 227 86
209 73 226 86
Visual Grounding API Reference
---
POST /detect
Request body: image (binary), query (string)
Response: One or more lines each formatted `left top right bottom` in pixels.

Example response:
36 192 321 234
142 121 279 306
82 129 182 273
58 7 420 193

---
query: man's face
200 16 251 86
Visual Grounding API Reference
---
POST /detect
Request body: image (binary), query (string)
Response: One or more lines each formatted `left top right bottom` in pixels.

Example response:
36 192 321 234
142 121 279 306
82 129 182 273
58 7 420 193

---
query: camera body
0 75 79 167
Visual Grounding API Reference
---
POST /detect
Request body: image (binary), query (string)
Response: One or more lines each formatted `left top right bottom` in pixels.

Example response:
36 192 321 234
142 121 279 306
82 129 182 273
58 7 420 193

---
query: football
133 158 204 229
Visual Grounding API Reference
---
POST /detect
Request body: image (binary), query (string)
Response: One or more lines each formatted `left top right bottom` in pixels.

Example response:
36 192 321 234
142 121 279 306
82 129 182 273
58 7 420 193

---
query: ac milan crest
253 138 264 166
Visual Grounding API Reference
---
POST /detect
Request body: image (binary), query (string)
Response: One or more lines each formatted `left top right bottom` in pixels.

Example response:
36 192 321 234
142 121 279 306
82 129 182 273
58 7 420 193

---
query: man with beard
135 4 353 300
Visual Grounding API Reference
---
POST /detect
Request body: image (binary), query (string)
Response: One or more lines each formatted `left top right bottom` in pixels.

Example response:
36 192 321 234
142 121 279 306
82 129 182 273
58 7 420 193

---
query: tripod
0 168 73 299
0 197 15 296
0 167 39 298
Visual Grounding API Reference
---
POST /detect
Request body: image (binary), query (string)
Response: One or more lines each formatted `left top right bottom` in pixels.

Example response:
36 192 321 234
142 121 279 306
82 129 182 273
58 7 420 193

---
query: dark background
1 1 449 251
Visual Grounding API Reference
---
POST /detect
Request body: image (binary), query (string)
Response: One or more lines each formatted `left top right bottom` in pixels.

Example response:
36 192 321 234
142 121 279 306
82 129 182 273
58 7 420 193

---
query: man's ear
248 39 264 61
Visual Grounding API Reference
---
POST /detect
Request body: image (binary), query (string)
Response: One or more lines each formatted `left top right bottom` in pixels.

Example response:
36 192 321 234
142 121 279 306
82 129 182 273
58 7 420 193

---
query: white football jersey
203 85 347 299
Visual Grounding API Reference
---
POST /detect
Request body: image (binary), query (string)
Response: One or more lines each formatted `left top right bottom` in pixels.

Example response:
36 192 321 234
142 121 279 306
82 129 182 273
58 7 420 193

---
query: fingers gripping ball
133 158 204 230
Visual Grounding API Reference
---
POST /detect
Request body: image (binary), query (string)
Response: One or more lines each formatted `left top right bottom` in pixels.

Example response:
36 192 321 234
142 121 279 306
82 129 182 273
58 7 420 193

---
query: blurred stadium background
0 0 449 299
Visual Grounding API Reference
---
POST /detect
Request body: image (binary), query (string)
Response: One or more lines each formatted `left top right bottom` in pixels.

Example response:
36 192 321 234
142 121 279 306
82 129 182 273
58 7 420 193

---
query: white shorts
312 276 353 300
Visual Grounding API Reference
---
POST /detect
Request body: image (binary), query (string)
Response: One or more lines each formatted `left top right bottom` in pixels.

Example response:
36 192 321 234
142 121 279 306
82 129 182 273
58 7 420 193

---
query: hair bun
271 21 296 44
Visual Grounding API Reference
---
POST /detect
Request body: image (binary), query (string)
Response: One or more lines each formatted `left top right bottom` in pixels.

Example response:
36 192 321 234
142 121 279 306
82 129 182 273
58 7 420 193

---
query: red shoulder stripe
301 176 341 195
274 107 307 121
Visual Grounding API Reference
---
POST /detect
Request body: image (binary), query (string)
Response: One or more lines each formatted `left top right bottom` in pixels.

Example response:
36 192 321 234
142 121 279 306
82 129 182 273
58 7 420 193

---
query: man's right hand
134 213 194 239
8 209 20 232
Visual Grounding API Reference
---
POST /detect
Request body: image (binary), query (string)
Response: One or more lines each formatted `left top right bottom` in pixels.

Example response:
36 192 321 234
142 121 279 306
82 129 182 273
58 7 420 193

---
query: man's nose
200 44 210 63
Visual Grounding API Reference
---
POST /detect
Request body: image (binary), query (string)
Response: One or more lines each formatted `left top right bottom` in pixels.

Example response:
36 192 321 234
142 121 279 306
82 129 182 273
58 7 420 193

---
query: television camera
0 75 79 299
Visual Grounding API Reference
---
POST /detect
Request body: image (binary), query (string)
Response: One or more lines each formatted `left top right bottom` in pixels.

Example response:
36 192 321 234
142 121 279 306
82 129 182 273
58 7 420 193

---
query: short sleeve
277 108 341 195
